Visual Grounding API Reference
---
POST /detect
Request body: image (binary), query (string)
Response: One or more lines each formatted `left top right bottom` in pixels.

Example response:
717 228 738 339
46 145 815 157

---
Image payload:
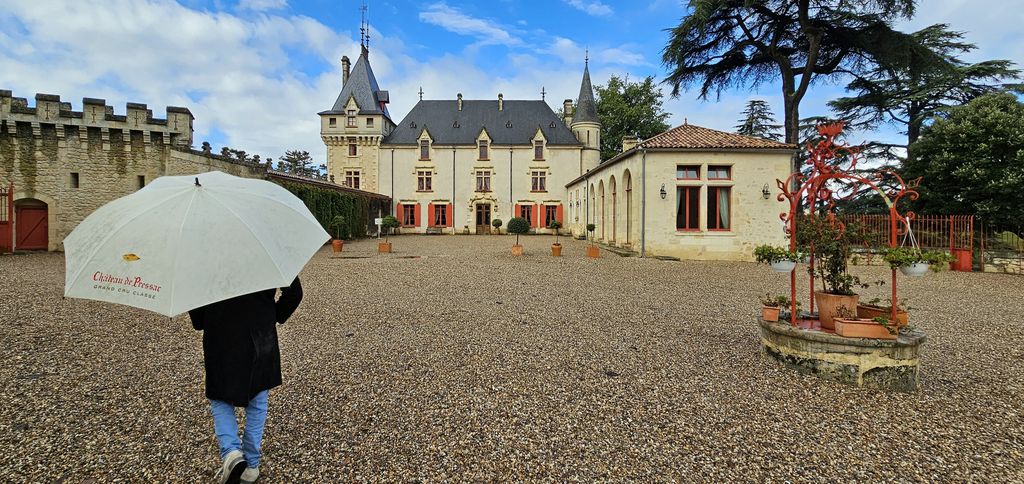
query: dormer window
478 140 489 160
534 140 544 160
419 139 430 160
346 110 356 127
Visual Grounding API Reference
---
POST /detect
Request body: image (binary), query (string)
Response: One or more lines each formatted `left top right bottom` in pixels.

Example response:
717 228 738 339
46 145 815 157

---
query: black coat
188 278 302 407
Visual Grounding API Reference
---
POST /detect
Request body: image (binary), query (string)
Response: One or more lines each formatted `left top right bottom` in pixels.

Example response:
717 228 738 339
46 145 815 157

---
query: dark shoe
214 450 246 484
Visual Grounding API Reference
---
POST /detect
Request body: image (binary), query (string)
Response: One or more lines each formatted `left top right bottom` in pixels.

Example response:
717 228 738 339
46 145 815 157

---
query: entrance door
475 203 491 234
15 204 48 250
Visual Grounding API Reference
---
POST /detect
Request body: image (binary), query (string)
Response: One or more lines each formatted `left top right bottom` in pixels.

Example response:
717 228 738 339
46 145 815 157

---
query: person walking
189 277 303 484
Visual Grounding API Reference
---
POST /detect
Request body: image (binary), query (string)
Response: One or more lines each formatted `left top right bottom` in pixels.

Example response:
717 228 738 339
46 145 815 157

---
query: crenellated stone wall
0 90 265 251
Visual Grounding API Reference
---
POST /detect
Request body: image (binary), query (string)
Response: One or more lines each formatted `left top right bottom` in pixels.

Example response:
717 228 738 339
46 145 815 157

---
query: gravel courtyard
1 235 1022 482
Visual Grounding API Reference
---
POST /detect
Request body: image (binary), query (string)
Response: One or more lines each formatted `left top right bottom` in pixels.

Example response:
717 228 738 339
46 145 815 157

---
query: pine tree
735 100 781 140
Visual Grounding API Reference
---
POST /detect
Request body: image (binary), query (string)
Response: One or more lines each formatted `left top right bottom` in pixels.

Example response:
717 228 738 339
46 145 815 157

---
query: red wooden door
16 206 48 250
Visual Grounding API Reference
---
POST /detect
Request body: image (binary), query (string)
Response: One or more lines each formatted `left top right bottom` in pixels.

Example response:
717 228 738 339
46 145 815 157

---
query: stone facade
0 90 264 251
564 130 794 261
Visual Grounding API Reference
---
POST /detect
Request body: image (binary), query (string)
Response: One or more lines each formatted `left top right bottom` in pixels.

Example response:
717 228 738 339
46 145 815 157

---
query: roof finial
584 48 589 67
541 86 546 101
418 86 423 101
360 2 370 56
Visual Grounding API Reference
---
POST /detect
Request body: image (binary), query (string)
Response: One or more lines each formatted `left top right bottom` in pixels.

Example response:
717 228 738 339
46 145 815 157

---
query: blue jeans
209 390 269 468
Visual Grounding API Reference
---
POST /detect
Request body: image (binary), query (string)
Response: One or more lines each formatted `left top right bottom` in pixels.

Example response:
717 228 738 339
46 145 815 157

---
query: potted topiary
797 216 868 330
492 218 503 234
585 223 599 258
330 215 348 253
379 215 399 253
754 244 799 272
883 247 956 277
507 217 529 256
549 220 563 256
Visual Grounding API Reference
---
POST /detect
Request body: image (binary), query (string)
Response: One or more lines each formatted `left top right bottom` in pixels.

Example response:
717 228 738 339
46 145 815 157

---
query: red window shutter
445 204 453 227
414 203 421 227
556 204 564 224
531 205 539 227
514 204 520 221
427 203 434 226
396 203 403 225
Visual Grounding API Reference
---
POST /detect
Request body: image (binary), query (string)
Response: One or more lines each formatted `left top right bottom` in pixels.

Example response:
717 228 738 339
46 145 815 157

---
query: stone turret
571 61 601 171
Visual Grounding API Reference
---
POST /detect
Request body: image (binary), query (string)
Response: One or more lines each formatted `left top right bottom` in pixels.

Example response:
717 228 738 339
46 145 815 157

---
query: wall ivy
276 180 371 239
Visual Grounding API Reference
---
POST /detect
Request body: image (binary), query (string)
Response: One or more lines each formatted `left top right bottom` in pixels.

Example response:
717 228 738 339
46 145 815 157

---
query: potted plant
754 244 799 272
833 306 898 340
492 218 503 234
883 247 956 277
585 223 599 258
759 294 794 322
330 215 347 253
797 216 868 330
379 215 399 253
507 217 529 256
857 297 910 327
549 220 563 256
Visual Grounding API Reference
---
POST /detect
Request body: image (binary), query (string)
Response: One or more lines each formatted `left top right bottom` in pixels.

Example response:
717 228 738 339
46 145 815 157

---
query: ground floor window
676 186 699 230
402 204 416 226
707 186 731 230
544 205 557 227
519 204 533 226
433 204 448 226
344 170 360 190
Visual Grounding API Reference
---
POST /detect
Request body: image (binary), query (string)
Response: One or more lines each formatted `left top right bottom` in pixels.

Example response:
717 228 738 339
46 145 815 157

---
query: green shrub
753 245 798 265
381 215 399 242
882 247 955 271
507 217 530 245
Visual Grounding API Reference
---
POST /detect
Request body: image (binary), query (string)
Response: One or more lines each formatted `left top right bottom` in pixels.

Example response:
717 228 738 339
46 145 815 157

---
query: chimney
341 56 350 86
457 93 463 111
562 99 573 126
498 93 503 111
622 136 639 152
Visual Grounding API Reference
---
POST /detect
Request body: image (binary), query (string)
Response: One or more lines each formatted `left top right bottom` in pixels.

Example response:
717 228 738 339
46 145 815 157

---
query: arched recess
597 180 605 241
608 175 617 244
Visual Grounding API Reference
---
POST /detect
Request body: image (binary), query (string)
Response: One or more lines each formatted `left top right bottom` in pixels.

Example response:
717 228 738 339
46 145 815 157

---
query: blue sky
3 0 1022 162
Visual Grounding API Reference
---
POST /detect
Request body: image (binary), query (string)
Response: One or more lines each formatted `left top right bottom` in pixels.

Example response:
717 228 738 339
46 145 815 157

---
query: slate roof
320 53 390 119
381 100 582 146
571 63 598 124
641 123 795 150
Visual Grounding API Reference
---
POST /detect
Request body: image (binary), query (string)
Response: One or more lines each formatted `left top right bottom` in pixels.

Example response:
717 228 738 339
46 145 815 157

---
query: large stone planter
758 318 925 392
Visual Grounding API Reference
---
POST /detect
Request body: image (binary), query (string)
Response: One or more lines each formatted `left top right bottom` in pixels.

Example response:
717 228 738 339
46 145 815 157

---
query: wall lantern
659 184 667 200
762 183 771 200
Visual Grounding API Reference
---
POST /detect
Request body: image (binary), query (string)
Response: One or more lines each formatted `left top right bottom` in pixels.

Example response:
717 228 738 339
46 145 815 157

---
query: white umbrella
64 171 330 317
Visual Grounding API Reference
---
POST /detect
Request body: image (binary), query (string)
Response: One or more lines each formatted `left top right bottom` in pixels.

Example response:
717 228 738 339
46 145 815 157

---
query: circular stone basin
758 319 926 392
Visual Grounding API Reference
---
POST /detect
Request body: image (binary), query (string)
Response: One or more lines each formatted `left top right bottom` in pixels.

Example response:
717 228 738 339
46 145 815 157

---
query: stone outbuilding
564 124 796 261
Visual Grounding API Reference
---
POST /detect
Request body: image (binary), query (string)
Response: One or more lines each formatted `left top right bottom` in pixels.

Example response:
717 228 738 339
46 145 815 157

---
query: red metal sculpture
776 122 919 326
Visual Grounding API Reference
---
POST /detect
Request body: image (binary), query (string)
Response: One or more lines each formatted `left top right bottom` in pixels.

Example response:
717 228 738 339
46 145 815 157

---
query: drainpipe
452 147 457 235
584 171 590 240
390 148 395 216
639 136 647 258
509 146 514 219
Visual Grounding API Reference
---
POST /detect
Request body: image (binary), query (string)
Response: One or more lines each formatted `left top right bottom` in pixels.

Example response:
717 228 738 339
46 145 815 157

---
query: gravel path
1 235 1022 482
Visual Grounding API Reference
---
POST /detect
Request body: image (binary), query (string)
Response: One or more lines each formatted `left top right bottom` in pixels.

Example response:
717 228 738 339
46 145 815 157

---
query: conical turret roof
571 63 598 124
320 51 391 119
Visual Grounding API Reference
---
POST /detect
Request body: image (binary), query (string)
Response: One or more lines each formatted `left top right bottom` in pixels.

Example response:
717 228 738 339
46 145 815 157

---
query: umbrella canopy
64 171 330 317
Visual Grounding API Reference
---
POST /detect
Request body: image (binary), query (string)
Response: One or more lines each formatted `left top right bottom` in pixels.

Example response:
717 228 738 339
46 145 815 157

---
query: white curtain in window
718 188 730 229
676 187 683 228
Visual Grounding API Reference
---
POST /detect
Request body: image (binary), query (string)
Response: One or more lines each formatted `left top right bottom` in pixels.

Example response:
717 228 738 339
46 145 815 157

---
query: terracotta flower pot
512 244 524 256
762 306 781 322
551 244 562 257
586 246 600 258
834 318 897 340
378 242 392 253
331 239 343 253
856 304 908 327
814 291 859 330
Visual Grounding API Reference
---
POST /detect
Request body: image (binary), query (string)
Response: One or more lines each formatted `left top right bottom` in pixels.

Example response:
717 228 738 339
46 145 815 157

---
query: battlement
0 90 193 146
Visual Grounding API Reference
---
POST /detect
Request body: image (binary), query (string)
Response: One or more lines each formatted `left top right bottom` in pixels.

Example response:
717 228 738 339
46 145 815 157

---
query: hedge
275 181 371 239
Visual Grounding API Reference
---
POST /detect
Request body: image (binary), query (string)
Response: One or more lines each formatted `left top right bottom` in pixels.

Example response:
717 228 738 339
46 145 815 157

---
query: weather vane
541 86 546 101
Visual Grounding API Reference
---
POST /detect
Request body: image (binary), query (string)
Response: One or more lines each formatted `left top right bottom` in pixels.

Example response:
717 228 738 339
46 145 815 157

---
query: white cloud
418 3 520 46
237 0 287 11
563 0 613 16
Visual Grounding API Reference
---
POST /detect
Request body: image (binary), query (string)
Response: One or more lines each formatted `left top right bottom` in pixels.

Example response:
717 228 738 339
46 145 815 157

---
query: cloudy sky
2 0 1022 162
